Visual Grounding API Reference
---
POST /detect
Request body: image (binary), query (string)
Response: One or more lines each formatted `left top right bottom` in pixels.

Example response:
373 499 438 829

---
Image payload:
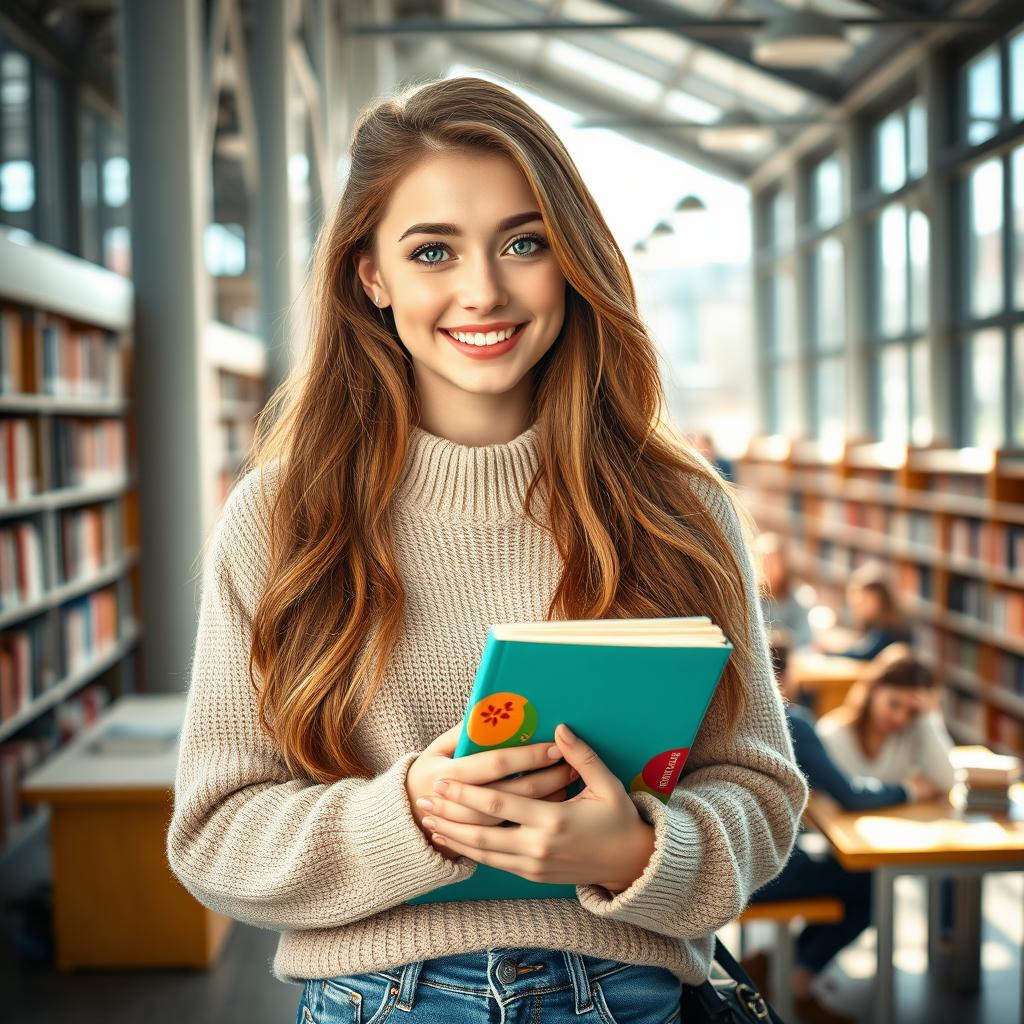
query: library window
815 356 845 446
811 153 844 230
812 235 845 349
965 157 1004 319
873 97 927 194
963 44 1001 145
1016 326 1024 444
963 328 1005 447
0 45 34 241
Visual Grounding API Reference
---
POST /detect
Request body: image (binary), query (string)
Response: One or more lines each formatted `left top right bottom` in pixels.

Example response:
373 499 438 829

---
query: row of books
0 309 125 399
926 473 988 499
0 683 110 849
40 320 124 398
0 418 37 504
52 418 127 489
947 576 1024 632
896 561 936 602
998 652 1024 700
64 586 121 676
0 619 49 723
0 521 45 611
60 502 120 583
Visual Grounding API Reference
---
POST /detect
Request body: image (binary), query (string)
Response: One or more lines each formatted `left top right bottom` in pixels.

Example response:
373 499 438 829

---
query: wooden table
790 651 866 718
21 693 232 969
804 779 1024 1024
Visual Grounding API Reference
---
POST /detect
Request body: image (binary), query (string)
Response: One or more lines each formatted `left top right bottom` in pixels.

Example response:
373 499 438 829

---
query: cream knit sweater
166 422 807 986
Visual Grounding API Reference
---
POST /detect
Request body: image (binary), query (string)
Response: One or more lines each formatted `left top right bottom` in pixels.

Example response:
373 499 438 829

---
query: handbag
679 937 785 1023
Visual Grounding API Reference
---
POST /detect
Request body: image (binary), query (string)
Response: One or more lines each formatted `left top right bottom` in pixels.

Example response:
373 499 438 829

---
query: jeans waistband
375 946 634 1013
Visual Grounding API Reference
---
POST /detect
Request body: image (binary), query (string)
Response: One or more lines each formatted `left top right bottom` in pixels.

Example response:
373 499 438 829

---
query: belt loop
561 951 595 1013
394 960 423 1012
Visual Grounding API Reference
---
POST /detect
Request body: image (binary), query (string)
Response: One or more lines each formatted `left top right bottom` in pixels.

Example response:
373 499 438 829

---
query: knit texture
166 422 808 986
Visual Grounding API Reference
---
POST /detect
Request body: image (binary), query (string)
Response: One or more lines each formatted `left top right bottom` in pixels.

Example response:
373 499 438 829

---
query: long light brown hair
232 75 765 783
820 642 934 755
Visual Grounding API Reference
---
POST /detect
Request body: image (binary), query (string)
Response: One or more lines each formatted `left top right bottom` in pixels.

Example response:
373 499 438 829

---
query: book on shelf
407 615 733 904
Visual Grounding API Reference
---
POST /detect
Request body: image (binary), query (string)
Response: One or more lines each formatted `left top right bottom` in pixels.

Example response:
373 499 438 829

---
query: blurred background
0 1 1022 1022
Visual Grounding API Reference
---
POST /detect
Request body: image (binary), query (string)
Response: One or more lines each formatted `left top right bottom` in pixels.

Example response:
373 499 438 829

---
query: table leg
927 875 943 968
873 867 896 1024
950 876 982 994
772 921 794 1024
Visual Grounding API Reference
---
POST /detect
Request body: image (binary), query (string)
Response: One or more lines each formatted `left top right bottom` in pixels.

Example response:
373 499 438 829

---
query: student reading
166 75 808 1024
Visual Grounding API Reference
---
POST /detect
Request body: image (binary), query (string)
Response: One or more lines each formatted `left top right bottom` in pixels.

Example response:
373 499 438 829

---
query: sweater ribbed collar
395 421 541 522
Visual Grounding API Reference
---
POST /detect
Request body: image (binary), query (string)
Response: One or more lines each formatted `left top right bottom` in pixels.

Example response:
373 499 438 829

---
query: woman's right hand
406 722 578 840
903 771 943 802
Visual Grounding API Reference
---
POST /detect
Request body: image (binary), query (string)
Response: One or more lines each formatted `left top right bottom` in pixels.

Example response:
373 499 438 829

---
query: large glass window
963 45 1002 145
964 329 1005 446
812 154 844 231
966 157 1004 318
874 97 928 195
813 236 845 349
0 44 35 240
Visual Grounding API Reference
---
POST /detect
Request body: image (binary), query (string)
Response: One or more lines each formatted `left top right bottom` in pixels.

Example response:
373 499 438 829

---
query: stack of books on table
950 746 1022 814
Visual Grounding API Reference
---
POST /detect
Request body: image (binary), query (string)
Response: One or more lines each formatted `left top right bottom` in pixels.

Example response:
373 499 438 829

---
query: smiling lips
440 322 528 359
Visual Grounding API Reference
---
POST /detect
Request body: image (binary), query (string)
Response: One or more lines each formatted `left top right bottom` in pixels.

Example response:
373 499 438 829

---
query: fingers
489 762 577 799
426 776 553 829
457 740 565 787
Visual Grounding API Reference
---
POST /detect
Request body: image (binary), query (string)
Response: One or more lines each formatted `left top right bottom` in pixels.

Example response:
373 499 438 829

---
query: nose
457 250 508 312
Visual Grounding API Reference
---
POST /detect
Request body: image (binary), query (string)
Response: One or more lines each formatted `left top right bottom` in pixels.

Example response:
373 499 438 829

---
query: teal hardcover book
407 615 733 904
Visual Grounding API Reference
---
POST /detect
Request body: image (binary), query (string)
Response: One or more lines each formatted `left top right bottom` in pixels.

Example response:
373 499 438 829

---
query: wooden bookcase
735 435 1024 756
0 230 142 866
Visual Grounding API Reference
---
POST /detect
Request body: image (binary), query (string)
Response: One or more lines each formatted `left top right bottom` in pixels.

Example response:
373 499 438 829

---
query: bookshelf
0 229 142 863
204 321 267 506
735 435 1024 756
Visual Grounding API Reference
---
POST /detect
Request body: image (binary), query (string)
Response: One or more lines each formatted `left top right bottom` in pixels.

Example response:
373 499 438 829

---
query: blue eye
407 232 549 267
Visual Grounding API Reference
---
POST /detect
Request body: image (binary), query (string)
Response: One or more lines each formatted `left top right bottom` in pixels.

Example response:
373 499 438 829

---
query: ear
355 250 386 306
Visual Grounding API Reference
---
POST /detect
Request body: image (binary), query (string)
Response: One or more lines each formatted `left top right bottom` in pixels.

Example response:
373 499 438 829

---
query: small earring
375 291 381 306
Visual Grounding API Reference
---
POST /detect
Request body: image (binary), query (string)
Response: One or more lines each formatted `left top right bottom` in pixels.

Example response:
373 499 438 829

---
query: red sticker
641 748 689 794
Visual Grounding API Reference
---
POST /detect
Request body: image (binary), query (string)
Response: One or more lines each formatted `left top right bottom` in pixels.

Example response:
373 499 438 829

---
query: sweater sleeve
165 468 475 932
913 710 957 792
573 473 809 939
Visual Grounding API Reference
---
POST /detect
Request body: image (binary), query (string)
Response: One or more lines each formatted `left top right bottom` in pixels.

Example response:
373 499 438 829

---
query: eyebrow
397 211 544 244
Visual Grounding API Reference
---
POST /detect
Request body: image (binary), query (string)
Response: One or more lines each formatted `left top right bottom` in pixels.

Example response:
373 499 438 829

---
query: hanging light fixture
674 194 707 214
698 108 772 152
651 219 675 236
753 9 853 67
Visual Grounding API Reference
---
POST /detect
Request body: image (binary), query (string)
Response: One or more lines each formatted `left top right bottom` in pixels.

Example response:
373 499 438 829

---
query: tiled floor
2 828 1021 1023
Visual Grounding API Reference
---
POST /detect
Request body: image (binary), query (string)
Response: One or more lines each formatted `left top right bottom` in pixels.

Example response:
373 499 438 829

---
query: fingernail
559 723 575 741
416 797 433 811
547 744 561 758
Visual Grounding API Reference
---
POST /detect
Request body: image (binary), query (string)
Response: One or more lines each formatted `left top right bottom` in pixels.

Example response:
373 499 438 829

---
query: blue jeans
294 945 684 1023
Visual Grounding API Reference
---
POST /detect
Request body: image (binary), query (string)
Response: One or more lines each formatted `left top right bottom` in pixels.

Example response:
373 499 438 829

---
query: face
848 584 882 627
867 684 918 735
356 150 567 441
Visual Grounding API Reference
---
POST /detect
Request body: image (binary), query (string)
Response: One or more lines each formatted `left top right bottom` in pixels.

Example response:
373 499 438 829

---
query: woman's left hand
416 722 657 894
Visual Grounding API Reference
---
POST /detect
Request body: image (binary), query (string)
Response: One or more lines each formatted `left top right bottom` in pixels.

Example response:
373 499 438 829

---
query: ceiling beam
427 38 754 182
599 0 842 103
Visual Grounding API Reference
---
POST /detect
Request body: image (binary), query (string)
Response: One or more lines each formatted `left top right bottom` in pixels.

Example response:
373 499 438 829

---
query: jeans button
496 956 518 984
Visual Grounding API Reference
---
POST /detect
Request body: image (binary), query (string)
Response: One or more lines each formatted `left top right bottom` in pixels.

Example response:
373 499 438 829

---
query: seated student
816 561 914 661
743 633 941 1024
754 532 817 650
817 641 956 793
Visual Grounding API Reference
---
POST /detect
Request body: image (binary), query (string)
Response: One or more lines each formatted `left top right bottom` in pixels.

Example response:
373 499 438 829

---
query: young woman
166 76 807 1024
817 642 956 792
816 562 914 661
754 532 816 650
743 634 941 1024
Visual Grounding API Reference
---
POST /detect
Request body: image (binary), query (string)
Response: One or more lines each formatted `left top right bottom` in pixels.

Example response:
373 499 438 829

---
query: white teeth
446 325 519 345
